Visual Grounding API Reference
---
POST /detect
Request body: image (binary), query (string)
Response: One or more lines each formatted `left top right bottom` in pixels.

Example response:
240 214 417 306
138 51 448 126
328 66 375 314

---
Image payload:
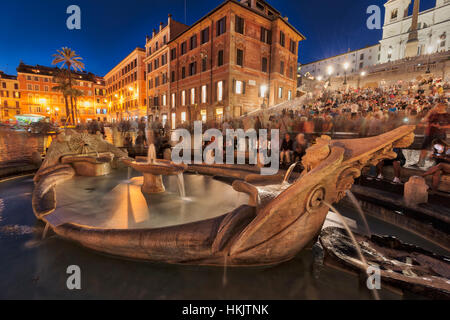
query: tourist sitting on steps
280 133 294 166
375 148 406 185
421 139 450 193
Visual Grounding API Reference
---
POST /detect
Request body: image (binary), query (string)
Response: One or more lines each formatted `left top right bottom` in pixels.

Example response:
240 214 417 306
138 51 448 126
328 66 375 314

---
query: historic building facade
300 45 381 79
0 72 21 122
104 48 147 121
147 0 304 127
145 15 189 127
16 63 107 123
300 0 449 79
379 0 450 63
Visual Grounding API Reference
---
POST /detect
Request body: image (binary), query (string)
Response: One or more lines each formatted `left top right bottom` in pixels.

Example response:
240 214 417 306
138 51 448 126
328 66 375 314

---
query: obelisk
405 0 420 58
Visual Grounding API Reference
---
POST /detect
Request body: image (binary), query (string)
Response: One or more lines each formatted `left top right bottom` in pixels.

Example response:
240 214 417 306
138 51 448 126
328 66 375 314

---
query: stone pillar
404 176 428 206
405 0 420 58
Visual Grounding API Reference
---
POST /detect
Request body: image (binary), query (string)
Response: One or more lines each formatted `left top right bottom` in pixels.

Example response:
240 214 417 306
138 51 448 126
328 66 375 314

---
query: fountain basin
122 157 187 194
61 152 114 177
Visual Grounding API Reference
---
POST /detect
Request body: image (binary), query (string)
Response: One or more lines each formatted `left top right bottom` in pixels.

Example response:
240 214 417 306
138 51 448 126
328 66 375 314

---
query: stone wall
0 130 46 166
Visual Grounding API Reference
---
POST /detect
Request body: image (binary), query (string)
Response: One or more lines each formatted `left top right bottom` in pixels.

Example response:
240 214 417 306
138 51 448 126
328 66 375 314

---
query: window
359 62 364 69
288 90 292 101
172 113 176 129
280 61 285 75
171 93 176 107
289 40 296 54
202 57 207 72
217 81 223 101
171 48 177 60
181 90 186 106
260 27 271 44
280 31 285 47
162 94 167 106
201 27 210 44
235 80 244 94
360 53 364 60
171 71 176 82
44 86 49 92
278 87 283 99
289 66 294 79
262 57 268 72
154 58 159 69
190 34 198 50
216 17 226 36
181 67 186 79
391 9 398 20
236 49 244 66
189 62 197 76
163 35 167 45
27 84 32 90
235 16 244 34
218 50 224 66
201 85 207 103
181 112 186 123
155 76 160 87
190 88 195 104
181 42 187 55
34 85 39 91
162 53 167 65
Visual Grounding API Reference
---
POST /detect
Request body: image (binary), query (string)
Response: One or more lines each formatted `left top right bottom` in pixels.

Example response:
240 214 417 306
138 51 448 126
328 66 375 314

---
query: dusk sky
0 0 436 76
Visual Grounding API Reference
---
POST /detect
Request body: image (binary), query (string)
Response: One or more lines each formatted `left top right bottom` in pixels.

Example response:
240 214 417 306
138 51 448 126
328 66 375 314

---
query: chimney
168 14 172 25
159 22 163 32
146 35 150 42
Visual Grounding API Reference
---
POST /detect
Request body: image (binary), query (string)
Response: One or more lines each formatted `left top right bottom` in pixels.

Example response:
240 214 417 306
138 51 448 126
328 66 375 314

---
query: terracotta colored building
147 0 305 127
0 71 21 122
16 63 107 123
104 48 147 122
144 15 189 127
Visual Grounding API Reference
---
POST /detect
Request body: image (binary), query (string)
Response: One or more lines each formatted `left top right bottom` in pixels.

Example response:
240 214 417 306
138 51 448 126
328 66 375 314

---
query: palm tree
52 47 85 124
70 88 84 124
52 70 72 126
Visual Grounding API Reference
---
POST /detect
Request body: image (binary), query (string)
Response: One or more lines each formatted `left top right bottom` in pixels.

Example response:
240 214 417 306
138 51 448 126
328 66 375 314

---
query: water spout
322 200 380 300
147 144 157 164
283 162 298 184
177 173 186 198
346 190 372 237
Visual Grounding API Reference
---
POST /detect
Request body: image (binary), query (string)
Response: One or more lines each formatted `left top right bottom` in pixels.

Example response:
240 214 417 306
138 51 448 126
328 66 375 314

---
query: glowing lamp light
327 66 333 76
343 62 349 70
129 87 134 91
55 107 60 111
361 71 367 76
115 94 119 98
427 46 434 54
317 76 323 81
84 101 91 107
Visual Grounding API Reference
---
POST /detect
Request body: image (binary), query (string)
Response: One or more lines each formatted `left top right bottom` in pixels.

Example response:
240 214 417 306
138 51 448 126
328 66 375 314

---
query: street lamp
343 62 349 85
358 71 366 88
426 45 433 74
327 66 334 85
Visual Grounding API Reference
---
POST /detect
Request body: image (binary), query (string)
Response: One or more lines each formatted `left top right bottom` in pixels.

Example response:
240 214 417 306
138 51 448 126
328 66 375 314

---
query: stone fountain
32 126 417 267
122 136 187 194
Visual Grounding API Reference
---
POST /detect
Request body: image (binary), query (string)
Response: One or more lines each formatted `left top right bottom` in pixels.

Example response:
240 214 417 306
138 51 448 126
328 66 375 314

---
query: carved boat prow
32 126 416 266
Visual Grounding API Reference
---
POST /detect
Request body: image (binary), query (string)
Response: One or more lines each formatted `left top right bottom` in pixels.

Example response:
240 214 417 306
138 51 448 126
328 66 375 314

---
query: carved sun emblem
68 133 98 154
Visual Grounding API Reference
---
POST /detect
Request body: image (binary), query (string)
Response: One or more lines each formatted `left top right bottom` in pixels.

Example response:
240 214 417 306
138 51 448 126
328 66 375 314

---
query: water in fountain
346 190 372 237
322 200 380 300
283 162 298 183
147 144 157 163
177 172 186 198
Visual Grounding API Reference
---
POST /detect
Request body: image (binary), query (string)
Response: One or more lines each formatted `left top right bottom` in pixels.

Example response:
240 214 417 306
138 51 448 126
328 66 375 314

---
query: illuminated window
235 80 243 94
181 112 186 123
162 94 167 106
182 90 186 106
171 93 176 107
171 113 176 129
190 88 195 104
217 81 223 101
201 85 207 103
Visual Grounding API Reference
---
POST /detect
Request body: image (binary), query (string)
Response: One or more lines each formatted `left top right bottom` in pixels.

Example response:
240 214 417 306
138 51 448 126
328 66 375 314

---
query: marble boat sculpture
32 126 416 266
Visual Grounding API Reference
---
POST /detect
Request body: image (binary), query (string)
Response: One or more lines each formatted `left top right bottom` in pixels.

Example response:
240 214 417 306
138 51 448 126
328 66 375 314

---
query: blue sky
0 0 436 76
